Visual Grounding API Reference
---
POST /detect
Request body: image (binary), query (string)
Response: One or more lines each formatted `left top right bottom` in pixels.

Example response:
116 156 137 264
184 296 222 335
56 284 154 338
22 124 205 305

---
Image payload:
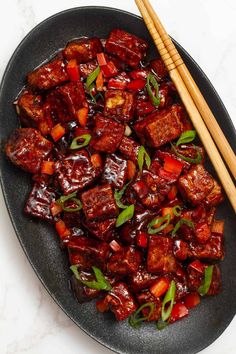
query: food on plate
5 28 225 330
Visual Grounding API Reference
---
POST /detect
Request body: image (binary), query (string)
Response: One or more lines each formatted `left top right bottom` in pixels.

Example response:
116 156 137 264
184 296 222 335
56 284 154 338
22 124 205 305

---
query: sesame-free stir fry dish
5 29 225 329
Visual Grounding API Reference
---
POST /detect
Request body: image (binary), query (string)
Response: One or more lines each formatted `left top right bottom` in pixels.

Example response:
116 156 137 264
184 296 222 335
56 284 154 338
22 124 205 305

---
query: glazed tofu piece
135 105 184 148
91 115 124 153
102 154 128 189
24 183 57 221
5 128 53 174
63 37 102 63
150 58 168 81
83 218 116 241
79 60 98 78
54 150 101 195
147 236 177 274
27 56 69 90
189 233 224 260
105 282 137 320
68 236 110 270
194 222 211 244
107 246 142 275
81 184 118 221
105 29 149 67
104 89 135 122
204 180 224 207
137 291 161 321
129 266 159 293
118 136 141 163
178 164 218 205
71 274 101 303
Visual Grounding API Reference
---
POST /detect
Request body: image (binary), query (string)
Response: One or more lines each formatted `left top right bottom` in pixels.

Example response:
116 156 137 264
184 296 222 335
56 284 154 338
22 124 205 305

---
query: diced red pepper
109 240 122 252
66 59 80 81
107 78 127 90
97 53 107 67
164 156 183 176
168 185 178 200
136 231 148 248
150 277 170 298
129 69 150 80
51 124 66 142
126 79 146 92
101 61 118 78
77 107 89 127
127 160 136 179
41 161 55 175
96 298 109 313
96 71 104 91
161 207 174 220
184 292 201 309
90 153 102 168
136 101 156 116
50 202 63 217
170 302 189 323
189 260 205 274
55 220 70 239
162 224 174 235
159 168 177 182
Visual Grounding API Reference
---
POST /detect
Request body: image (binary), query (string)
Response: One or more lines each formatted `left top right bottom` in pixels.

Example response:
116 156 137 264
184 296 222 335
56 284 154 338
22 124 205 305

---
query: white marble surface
0 0 236 353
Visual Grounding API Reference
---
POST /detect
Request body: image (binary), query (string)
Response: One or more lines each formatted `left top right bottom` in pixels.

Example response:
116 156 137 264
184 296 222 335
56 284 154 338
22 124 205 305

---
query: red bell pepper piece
189 260 205 274
161 207 175 220
107 78 127 90
150 277 170 298
66 59 80 81
97 53 107 67
127 160 136 179
50 124 65 142
101 61 118 78
136 101 156 116
109 240 122 252
126 79 146 92
168 185 178 200
41 161 54 175
50 202 63 217
90 153 102 168
96 298 109 313
136 231 148 248
170 302 189 323
55 220 70 240
77 107 89 127
130 68 150 80
96 71 104 91
184 292 201 309
163 156 183 176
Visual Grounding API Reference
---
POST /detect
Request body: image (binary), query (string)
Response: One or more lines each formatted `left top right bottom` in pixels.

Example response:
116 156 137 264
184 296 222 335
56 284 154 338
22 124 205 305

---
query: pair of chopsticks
135 0 236 213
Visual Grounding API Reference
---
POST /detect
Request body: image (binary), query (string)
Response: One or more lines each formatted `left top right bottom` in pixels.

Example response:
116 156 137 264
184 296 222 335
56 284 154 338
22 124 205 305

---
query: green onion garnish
114 181 131 209
70 265 112 291
56 191 82 212
176 130 196 146
70 134 91 150
86 66 100 89
161 280 176 322
171 218 194 236
148 214 171 234
129 302 155 328
138 146 151 172
156 319 168 331
146 73 160 106
198 265 214 296
171 143 202 164
172 205 182 217
116 204 135 227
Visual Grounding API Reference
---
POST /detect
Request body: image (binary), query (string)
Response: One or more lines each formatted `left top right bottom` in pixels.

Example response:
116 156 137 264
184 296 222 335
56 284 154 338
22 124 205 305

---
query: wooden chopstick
142 0 236 180
135 0 236 213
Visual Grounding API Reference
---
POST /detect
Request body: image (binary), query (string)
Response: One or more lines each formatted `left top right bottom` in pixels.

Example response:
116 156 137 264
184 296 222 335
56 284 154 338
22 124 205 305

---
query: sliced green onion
171 143 202 164
86 66 100 89
171 218 194 236
146 73 160 106
161 280 176 322
148 214 171 234
129 302 155 328
70 265 112 291
198 265 214 296
176 130 196 146
70 134 91 150
114 181 131 209
56 191 82 212
116 204 135 227
88 83 97 103
156 319 168 331
172 205 182 217
138 146 151 172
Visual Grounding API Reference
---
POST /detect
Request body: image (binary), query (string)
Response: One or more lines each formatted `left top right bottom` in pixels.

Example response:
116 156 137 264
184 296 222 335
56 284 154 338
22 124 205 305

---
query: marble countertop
1 1 236 353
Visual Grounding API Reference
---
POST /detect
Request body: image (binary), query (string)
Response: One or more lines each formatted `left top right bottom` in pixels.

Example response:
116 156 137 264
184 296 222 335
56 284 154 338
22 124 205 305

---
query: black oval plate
0 7 236 354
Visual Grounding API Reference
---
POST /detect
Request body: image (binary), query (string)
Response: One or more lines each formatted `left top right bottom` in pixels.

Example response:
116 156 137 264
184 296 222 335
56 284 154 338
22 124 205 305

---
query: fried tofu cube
104 89 135 122
129 267 159 293
105 282 137 321
204 180 224 207
81 184 118 221
178 164 216 205
107 246 142 275
147 236 177 274
102 154 128 189
83 218 116 241
118 136 141 163
24 183 57 221
137 291 161 321
150 58 168 81
63 38 102 63
79 60 98 78
68 236 110 270
27 56 69 90
54 150 101 195
189 233 224 260
105 29 148 67
5 128 53 174
91 115 124 153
